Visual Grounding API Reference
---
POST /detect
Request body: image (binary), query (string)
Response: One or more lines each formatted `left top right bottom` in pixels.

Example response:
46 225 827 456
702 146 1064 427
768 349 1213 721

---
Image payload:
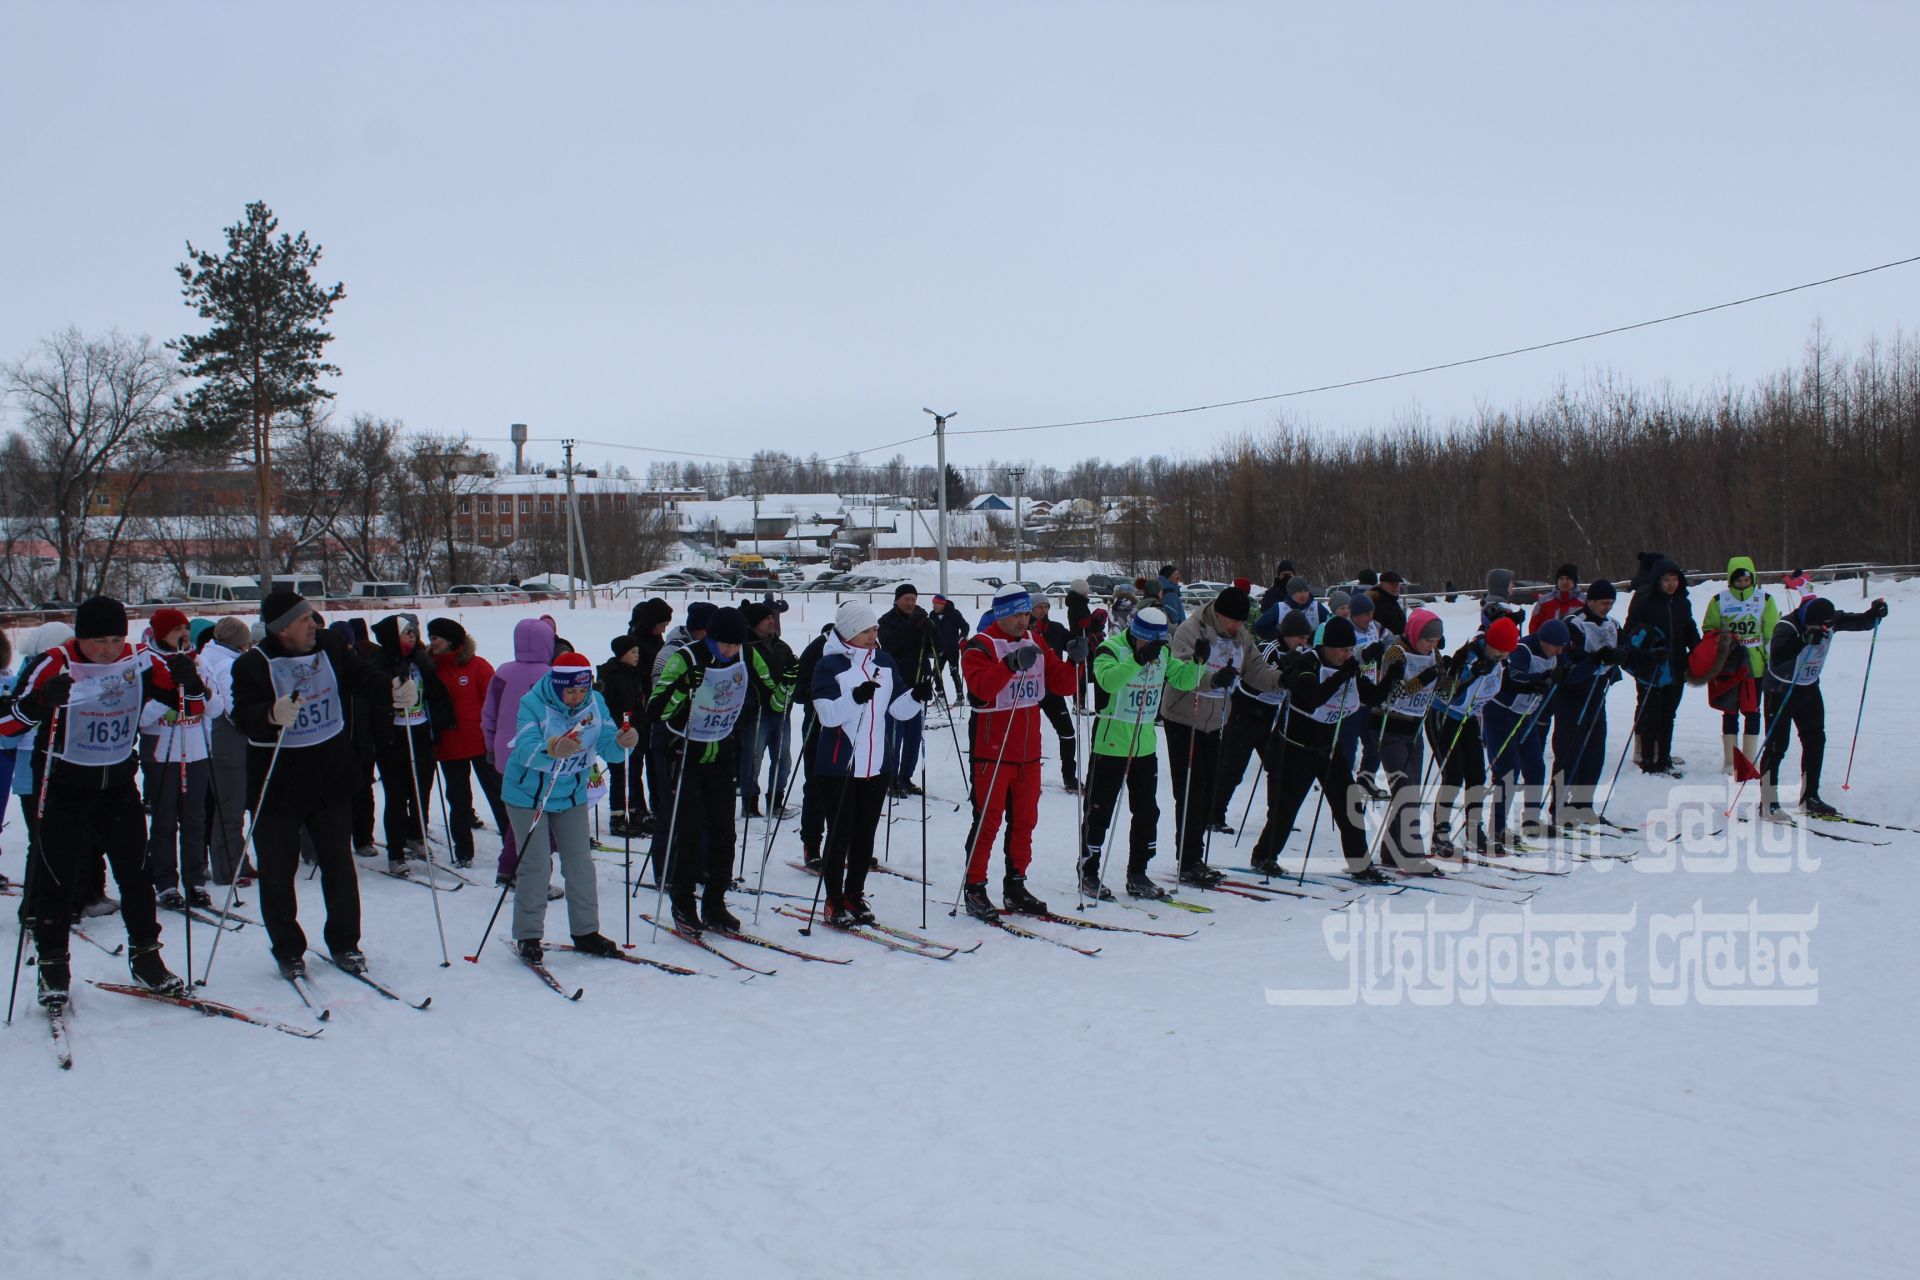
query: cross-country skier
1758 594 1887 819
137 607 214 910
1426 616 1519 855
1480 617 1568 848
1699 555 1776 774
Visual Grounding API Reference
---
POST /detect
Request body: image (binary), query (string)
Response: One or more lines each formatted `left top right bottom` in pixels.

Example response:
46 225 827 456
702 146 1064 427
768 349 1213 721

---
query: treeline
652 325 1920 586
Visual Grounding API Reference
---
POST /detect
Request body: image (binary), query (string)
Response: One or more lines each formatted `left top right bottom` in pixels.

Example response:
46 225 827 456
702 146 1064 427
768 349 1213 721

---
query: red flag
1732 746 1761 782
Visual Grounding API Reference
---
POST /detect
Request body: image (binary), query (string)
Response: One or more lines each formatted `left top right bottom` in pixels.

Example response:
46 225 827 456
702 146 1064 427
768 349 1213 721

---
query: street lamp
924 408 957 596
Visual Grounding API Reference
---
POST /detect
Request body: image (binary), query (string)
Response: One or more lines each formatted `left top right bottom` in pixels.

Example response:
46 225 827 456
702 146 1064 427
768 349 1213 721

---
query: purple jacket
482 617 557 773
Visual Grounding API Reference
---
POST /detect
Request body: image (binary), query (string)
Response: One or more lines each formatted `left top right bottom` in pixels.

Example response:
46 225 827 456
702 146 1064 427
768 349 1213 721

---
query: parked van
267 574 327 600
347 581 416 599
186 576 262 603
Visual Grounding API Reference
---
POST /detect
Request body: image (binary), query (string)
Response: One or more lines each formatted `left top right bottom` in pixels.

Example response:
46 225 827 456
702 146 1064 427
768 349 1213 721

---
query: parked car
267 573 328 600
447 583 531 604
735 576 781 594
347 581 417 599
187 575 262 603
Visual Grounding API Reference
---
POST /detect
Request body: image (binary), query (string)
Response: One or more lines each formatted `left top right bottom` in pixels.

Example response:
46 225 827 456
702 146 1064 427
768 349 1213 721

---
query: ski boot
702 898 742 934
188 886 214 910
570 932 620 957
670 896 704 937
802 843 823 871
332 949 369 974
1061 770 1080 795
81 895 119 918
156 887 187 910
1076 858 1114 901
277 955 308 980
1207 819 1234 836
353 843 379 859
607 811 630 838
846 894 876 925
637 814 657 838
452 855 474 869
826 895 857 928
386 858 411 878
961 882 999 920
36 955 71 1009
515 937 545 962
1178 861 1224 888
1349 866 1392 885
1249 854 1284 877
405 839 428 860
1802 793 1839 819
127 943 185 995
1126 872 1171 900
1002 875 1048 915
546 882 565 901
468 811 488 832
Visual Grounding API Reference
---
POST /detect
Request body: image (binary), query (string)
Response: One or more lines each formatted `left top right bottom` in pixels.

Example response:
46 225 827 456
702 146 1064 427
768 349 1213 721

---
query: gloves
1470 655 1497 678
21 672 74 719
1590 646 1616 664
1413 664 1442 688
1361 641 1386 663
1871 598 1889 619
1135 639 1165 666
269 692 300 727
1003 646 1039 674
1338 657 1362 679
912 681 933 703
391 678 418 711
851 679 880 705
781 655 801 680
614 725 640 751
1549 663 1568 685
547 733 584 759
165 653 207 697
1209 665 1238 690
1065 636 1089 664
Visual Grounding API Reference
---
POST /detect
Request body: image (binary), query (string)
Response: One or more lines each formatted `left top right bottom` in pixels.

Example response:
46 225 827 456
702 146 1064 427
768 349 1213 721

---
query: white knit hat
835 599 879 639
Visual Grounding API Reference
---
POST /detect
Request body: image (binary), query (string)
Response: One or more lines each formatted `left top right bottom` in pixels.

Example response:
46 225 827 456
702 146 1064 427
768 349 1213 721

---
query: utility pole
924 408 957 596
556 439 596 610
1009 466 1026 582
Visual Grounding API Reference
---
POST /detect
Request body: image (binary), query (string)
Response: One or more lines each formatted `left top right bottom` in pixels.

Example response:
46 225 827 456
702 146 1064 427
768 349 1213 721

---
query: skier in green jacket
1078 607 1203 901
1700 554 1778 773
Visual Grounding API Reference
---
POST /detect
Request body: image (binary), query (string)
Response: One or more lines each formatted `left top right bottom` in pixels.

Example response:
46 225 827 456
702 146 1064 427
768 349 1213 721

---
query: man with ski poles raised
958 584 1081 919
1079 606 1203 901
229 589 417 980
2 596 194 1007
1480 617 1569 850
1549 579 1627 827
1757 594 1887 820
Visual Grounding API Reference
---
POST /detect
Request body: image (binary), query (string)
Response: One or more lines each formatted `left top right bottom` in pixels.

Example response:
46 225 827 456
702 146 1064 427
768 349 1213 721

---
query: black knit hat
894 582 917 599
1278 609 1314 640
261 589 314 635
1586 578 1617 601
707 607 748 645
1214 586 1251 622
74 596 128 640
742 602 772 631
1556 563 1580 584
1320 616 1358 648
427 618 468 648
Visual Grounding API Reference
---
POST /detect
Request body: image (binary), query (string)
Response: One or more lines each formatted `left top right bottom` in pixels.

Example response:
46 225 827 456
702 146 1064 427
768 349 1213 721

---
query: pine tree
171 201 346 584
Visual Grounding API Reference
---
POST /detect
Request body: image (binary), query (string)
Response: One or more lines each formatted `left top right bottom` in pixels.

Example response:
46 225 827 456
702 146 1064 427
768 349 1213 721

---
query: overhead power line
943 253 1920 438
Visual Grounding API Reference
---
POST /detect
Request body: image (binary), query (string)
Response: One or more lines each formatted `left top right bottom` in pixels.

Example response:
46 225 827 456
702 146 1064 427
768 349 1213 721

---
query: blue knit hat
1538 618 1571 647
992 584 1033 620
1129 606 1170 644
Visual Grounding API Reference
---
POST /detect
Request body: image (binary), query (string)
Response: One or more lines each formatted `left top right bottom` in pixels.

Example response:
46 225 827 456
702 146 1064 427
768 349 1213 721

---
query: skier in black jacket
230 591 411 978
367 612 455 875
1758 595 1887 819
791 622 836 866
598 634 650 836
929 594 970 702
1621 556 1699 775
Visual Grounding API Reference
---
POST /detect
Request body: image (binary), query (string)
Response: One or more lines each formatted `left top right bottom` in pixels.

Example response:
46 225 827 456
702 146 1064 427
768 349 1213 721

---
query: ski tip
318 1009 333 1022
413 997 433 1010
568 988 584 1001
461 955 480 964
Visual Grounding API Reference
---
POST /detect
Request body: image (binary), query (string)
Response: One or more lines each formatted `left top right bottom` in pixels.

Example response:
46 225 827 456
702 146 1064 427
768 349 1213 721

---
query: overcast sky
4 1 1915 477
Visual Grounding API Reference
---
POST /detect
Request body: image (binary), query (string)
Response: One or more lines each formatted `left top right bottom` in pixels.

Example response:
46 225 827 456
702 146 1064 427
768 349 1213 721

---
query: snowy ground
4 583 1918 1278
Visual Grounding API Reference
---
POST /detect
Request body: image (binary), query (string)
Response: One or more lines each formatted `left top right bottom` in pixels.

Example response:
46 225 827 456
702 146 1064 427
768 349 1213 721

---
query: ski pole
620 713 633 945
175 687 193 988
1295 701 1355 886
1724 648 1807 817
402 711 452 967
1232 703 1284 848
649 734 692 944
1839 619 1879 790
932 682 973 808
797 755 859 938
5 705 61 1026
948 704 1014 917
753 714 810 926
1087 696 1148 906
919 726 929 929
1594 683 1656 824
466 767 558 963
200 703 290 987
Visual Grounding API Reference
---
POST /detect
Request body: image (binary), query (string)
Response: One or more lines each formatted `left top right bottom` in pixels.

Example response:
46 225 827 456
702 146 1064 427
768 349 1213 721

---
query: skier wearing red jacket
0 596 190 1007
1528 564 1585 633
958 584 1080 919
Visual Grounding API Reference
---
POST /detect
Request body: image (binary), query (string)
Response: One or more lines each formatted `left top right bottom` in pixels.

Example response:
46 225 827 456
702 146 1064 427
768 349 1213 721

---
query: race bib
1718 590 1766 648
268 652 344 748
1300 666 1361 726
1793 634 1829 685
56 654 143 767
518 702 601 776
393 668 428 727
1198 634 1239 701
980 635 1045 712
688 662 749 742
1386 650 1437 718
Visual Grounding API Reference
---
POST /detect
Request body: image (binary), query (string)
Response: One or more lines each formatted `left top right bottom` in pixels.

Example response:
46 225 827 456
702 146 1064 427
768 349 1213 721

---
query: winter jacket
365 614 454 755
960 620 1079 763
629 598 673 681
1065 588 1093 638
1278 651 1386 753
649 640 750 767
138 641 217 765
499 678 629 812
1622 557 1699 687
810 633 921 778
1157 575 1186 625
877 604 936 687
1561 604 1623 691
1 639 182 795
1161 601 1285 734
434 639 497 762
1489 634 1562 717
1366 586 1408 641
1528 587 1585 634
652 625 694 683
1764 600 1878 689
744 634 798 716
929 604 970 659
229 627 395 817
1089 631 1202 757
595 652 649 733
1700 554 1779 679
483 617 558 772
199 638 246 727
1253 597 1326 643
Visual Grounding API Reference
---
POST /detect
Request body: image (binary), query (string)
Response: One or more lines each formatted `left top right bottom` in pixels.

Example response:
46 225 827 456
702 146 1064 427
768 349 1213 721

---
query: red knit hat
1485 617 1520 653
550 650 594 690
150 607 190 643
1232 577 1252 592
